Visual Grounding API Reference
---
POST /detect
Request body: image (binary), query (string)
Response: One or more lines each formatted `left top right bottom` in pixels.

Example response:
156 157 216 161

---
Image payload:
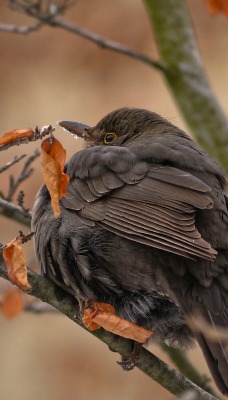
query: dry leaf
83 303 115 330
3 237 31 291
83 302 153 343
41 137 69 218
207 0 228 15
1 288 24 319
0 128 34 146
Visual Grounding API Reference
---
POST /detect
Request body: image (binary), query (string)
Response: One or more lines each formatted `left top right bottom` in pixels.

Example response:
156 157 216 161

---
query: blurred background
0 1 228 399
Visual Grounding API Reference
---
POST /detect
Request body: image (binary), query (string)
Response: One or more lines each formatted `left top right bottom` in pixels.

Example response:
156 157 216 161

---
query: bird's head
58 107 176 146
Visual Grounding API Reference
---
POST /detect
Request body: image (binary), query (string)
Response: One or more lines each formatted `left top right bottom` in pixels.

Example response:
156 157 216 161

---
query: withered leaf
3 237 31 291
0 128 34 146
41 137 69 218
83 302 153 343
1 288 24 319
207 0 228 15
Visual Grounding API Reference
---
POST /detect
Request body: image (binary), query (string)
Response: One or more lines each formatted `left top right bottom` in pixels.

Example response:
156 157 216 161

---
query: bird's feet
75 289 92 316
117 341 142 371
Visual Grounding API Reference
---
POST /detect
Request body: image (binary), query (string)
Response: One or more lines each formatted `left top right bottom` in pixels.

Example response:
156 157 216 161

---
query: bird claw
117 342 142 371
75 289 92 315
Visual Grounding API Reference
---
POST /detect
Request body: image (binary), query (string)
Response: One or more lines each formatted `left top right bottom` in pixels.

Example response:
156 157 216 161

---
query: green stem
143 0 228 170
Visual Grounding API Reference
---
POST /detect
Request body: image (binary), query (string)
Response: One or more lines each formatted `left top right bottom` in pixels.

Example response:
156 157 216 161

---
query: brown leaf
0 128 34 146
82 302 153 343
41 137 69 218
3 237 31 291
207 0 228 15
1 288 24 319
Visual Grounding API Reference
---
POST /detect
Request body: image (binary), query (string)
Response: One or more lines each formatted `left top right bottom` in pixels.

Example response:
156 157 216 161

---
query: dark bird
32 108 228 395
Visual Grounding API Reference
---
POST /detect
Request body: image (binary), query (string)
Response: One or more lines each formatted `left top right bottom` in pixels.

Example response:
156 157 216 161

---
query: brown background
0 1 228 399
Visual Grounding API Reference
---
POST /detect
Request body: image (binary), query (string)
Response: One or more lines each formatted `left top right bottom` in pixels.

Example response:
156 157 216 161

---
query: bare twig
5 149 40 202
17 191 29 212
0 125 54 152
51 18 167 72
0 154 26 174
0 198 32 227
1 0 73 33
0 151 40 223
0 21 43 34
1 1 167 73
8 0 74 15
18 229 34 243
0 254 219 400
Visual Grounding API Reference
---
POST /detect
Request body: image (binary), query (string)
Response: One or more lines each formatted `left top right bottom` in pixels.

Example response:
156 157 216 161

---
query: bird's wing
62 146 216 261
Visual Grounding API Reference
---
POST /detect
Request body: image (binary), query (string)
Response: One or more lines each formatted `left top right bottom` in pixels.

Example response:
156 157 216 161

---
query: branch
3 1 228 168
161 344 218 397
143 0 228 170
0 198 31 227
1 1 167 73
0 21 43 34
0 125 54 151
0 253 219 400
0 154 26 173
50 18 167 73
0 151 40 225
5 150 40 202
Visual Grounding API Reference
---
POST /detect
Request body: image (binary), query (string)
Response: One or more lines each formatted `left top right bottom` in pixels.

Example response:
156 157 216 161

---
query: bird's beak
58 120 96 142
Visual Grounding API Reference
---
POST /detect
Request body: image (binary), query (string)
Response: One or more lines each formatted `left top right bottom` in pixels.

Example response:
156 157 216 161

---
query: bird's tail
195 310 228 395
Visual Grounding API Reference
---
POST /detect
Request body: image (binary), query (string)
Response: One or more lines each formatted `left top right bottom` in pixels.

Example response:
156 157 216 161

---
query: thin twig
0 198 32 227
6 149 40 201
51 18 167 72
8 0 74 15
0 154 26 174
0 254 219 400
1 1 167 73
0 21 43 34
0 125 54 152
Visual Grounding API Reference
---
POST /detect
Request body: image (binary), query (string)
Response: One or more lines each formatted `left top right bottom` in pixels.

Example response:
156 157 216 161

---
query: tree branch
161 344 218 397
0 21 43 34
0 154 26 174
1 1 167 73
0 125 54 151
4 150 40 202
49 18 167 73
0 252 219 400
0 198 31 226
143 0 228 170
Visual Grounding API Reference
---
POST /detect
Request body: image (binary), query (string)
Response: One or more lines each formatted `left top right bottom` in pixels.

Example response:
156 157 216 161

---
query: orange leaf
82 302 153 343
83 303 115 330
207 0 228 15
1 288 24 319
0 128 34 146
3 237 31 291
41 137 69 218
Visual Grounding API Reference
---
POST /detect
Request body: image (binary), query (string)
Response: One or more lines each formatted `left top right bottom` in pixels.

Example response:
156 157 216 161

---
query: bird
32 108 228 395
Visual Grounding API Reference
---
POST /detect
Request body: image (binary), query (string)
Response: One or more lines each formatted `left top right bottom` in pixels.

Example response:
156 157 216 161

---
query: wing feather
62 158 216 261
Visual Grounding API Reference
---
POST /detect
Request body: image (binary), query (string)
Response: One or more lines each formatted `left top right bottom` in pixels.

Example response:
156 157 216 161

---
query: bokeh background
0 1 228 399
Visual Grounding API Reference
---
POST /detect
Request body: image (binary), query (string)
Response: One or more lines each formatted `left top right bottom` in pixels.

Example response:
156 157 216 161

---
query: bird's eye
104 132 118 144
